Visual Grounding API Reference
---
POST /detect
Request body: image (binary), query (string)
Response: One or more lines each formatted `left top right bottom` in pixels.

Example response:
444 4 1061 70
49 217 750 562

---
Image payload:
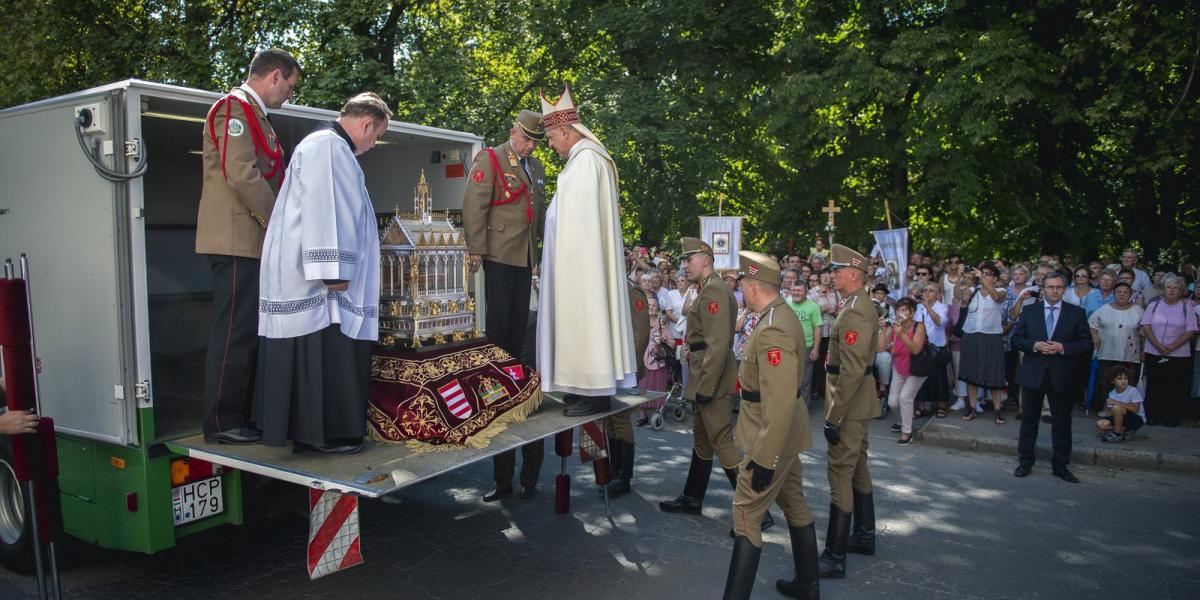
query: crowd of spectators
626 243 1200 441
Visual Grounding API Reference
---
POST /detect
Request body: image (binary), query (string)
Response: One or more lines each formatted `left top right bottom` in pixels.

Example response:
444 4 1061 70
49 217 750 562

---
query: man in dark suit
1010 273 1093 482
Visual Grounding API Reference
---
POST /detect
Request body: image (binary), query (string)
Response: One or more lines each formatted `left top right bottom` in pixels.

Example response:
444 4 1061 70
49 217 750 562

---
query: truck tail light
188 458 216 480
170 457 190 486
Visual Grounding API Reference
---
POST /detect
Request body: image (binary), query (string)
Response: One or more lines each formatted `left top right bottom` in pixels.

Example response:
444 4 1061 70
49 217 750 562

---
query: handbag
910 340 937 377
908 310 937 377
910 347 937 377
952 289 979 339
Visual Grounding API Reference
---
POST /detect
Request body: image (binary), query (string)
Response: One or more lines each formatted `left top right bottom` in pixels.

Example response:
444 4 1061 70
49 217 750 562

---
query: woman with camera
886 298 928 444
959 263 1009 423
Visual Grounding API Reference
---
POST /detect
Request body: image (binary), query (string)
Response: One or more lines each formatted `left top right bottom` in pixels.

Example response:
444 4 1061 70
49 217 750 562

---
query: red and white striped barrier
307 488 363 579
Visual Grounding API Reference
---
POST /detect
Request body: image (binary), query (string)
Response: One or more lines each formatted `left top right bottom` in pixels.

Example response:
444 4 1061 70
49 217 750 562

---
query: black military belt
689 341 707 352
825 365 877 376
740 390 802 403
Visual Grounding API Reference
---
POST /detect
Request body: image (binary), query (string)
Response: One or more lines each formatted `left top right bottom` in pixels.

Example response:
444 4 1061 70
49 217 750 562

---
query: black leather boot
619 440 635 488
600 436 624 495
659 451 712 513
605 440 634 497
847 490 876 555
722 535 762 600
818 503 850 579
776 522 820 599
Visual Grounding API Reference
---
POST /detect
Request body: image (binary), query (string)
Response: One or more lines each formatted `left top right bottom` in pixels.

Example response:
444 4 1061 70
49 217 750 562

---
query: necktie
521 158 531 181
1046 305 1057 338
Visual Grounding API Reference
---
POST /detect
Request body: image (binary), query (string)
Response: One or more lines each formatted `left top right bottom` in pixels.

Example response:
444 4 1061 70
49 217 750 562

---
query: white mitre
539 84 608 152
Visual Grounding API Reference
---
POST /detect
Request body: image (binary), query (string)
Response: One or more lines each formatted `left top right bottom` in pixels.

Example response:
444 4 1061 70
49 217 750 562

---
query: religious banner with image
368 342 542 451
700 216 744 269
872 227 909 300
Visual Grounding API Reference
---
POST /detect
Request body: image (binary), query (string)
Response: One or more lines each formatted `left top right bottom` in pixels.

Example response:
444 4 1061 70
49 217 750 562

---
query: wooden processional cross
822 198 841 246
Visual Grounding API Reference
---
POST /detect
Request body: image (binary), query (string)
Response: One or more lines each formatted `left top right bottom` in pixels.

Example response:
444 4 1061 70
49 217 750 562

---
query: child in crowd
1096 364 1144 443
636 297 668 425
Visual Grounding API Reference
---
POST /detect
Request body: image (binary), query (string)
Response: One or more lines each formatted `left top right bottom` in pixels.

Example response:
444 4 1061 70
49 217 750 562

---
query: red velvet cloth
0 279 35 411
367 342 541 446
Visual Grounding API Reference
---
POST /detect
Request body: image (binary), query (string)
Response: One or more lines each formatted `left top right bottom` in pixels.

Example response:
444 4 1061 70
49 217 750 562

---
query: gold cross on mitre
822 198 841 228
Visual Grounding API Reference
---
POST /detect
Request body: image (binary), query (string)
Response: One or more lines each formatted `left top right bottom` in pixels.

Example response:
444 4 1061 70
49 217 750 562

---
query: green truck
0 80 657 575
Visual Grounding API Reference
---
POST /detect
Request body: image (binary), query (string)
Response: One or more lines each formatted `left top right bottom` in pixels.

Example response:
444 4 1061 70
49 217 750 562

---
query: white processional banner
872 228 909 300
700 216 744 270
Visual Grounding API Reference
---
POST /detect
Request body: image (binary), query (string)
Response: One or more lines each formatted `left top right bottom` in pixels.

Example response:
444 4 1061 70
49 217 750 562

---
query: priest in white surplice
256 93 390 454
537 85 637 416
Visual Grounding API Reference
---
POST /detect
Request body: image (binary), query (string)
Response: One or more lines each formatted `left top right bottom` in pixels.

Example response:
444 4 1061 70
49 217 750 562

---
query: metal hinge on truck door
135 380 152 407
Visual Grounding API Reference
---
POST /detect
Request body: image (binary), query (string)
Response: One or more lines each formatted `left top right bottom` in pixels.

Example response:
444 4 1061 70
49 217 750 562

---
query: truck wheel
0 446 34 574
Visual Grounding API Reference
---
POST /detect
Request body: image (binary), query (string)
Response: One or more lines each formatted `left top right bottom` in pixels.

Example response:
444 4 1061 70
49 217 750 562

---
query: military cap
680 237 713 258
830 243 869 273
737 251 781 285
516 109 545 141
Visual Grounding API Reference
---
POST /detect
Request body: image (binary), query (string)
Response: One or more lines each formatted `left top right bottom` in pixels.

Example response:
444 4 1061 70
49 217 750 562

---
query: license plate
172 477 224 526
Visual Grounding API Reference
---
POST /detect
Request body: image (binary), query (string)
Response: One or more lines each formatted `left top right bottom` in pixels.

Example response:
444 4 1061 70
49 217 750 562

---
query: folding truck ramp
164 390 659 497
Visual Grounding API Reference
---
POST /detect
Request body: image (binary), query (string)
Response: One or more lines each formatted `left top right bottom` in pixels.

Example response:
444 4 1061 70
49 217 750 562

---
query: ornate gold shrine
378 170 480 347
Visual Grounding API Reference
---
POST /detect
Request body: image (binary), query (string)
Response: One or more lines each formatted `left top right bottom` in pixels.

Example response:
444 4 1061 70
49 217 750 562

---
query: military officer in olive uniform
197 48 300 445
661 238 772 530
722 252 819 600
819 243 883 579
462 110 548 502
599 276 651 497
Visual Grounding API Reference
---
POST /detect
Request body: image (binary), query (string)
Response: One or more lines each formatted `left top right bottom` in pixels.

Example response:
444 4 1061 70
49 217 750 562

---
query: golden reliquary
378 169 481 347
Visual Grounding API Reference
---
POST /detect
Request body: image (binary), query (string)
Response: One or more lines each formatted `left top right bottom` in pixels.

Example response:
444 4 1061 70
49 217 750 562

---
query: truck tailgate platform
164 391 661 497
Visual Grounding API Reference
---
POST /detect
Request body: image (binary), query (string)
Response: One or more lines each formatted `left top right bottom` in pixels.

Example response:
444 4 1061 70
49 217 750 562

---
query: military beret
516 109 545 141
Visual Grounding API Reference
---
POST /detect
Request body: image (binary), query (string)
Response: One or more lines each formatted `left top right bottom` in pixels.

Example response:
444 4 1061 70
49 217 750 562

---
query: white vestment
258 128 380 341
537 139 637 395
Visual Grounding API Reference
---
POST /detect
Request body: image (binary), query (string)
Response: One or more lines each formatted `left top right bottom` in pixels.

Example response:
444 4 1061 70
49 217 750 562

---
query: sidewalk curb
915 424 1200 475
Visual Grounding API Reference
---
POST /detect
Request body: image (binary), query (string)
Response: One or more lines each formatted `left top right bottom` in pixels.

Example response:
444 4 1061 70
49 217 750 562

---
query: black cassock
254 324 370 449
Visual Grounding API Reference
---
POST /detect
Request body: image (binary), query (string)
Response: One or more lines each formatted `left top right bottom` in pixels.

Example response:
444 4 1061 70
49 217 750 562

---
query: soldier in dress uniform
819 243 883 579
197 48 300 445
661 238 773 531
462 110 548 502
722 252 819 600
598 276 651 497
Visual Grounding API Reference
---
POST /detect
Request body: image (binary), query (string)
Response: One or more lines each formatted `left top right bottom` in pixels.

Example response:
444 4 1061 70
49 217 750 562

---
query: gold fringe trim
368 388 544 455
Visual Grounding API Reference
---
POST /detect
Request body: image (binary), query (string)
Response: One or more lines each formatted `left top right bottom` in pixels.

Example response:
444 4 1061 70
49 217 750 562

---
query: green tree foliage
1 0 1195 262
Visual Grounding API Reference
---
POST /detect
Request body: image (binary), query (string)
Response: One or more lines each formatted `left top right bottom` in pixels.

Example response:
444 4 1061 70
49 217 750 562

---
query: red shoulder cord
483 147 532 224
205 93 284 186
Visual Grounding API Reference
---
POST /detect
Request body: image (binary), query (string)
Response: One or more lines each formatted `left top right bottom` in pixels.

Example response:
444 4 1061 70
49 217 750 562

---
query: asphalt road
3 414 1199 599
